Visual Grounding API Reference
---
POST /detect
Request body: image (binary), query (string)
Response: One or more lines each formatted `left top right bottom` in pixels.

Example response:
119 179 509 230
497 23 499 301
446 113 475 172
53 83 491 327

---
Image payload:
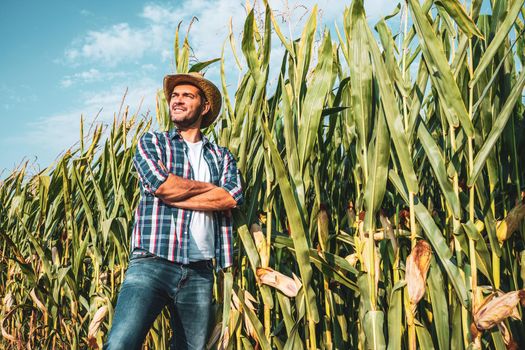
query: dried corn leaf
29 289 48 317
206 322 222 350
2 293 13 313
1 317 16 343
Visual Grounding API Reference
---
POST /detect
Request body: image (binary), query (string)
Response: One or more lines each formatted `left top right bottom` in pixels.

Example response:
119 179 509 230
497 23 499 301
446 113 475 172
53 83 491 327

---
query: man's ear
201 100 211 116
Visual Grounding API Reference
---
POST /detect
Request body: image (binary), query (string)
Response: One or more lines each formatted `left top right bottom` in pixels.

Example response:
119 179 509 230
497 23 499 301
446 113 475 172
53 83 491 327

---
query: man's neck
177 127 202 143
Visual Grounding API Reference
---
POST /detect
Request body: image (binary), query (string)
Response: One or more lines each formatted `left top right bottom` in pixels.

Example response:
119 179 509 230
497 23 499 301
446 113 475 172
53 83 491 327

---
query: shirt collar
168 128 181 140
168 127 210 146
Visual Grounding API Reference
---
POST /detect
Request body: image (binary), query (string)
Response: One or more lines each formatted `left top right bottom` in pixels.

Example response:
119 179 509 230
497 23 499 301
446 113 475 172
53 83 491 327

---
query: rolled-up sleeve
220 149 243 206
133 132 168 194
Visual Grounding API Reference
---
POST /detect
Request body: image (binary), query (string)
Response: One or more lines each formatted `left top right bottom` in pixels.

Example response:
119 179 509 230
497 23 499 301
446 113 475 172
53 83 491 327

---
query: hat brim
163 73 222 128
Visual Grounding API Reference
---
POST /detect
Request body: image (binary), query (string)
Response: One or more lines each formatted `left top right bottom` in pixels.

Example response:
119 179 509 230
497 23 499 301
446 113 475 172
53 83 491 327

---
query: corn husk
51 246 60 265
345 253 359 267
497 322 519 349
347 201 356 228
250 223 268 267
472 290 525 331
317 206 329 252
87 305 108 348
496 202 525 243
256 267 302 297
405 240 432 305
474 219 485 233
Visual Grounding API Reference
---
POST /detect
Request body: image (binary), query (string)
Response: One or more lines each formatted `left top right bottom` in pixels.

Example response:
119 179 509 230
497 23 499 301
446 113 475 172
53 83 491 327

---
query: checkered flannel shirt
131 128 243 269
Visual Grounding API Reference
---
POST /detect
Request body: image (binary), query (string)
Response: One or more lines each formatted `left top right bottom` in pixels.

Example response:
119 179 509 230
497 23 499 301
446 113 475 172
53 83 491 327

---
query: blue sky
0 0 404 176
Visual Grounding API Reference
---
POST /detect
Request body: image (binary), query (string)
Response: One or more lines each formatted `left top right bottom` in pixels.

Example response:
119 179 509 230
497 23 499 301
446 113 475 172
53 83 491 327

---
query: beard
170 104 205 128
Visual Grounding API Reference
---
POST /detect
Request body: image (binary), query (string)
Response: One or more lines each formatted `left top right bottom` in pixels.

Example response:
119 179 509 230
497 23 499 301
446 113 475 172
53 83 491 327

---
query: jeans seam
174 266 187 302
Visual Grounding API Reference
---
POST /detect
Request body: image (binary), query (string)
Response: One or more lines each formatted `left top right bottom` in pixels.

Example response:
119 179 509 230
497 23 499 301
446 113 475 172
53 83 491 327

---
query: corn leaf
261 121 319 323
435 0 484 38
365 20 420 193
363 310 386 350
468 68 525 186
297 31 333 172
470 0 525 86
417 122 461 219
427 258 450 350
408 0 474 137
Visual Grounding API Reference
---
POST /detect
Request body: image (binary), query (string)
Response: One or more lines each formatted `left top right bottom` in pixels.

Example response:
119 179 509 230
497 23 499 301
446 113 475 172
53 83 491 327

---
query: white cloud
141 63 157 71
6 78 159 168
141 4 176 23
65 23 152 65
61 79 73 88
62 0 395 69
60 69 127 88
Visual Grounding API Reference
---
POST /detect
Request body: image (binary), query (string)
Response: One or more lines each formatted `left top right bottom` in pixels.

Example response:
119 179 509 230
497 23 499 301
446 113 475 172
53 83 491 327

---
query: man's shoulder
148 130 170 139
205 141 235 159
139 130 174 145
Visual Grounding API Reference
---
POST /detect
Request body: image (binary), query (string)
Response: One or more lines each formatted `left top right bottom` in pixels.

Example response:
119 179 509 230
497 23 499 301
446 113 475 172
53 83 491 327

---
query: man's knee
104 323 146 350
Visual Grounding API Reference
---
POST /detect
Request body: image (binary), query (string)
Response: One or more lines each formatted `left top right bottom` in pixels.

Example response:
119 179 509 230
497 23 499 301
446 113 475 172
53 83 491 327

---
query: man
104 73 243 350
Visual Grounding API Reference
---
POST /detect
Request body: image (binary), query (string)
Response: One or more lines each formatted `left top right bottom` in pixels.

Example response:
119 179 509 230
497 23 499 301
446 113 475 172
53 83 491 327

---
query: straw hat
163 73 222 128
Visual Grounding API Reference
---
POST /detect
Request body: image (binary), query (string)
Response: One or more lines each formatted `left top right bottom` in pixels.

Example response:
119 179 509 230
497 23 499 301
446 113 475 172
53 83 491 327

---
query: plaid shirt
131 128 243 269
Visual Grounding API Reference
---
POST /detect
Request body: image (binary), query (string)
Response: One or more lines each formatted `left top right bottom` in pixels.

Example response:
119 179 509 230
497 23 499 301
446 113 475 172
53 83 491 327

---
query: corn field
2 0 525 349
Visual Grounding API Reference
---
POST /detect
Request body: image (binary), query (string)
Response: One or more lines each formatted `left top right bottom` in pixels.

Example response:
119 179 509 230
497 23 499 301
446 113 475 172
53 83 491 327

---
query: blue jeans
104 251 214 350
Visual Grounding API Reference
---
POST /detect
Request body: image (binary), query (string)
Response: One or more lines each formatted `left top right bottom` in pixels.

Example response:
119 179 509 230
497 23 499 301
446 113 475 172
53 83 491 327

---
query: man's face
169 84 210 128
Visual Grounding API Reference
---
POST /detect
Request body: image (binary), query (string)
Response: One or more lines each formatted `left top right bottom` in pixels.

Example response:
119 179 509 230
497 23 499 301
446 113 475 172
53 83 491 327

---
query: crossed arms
133 132 243 212
154 172 237 211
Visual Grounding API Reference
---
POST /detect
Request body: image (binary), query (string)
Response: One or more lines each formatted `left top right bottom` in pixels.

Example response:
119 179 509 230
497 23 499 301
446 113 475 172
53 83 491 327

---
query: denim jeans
104 251 214 350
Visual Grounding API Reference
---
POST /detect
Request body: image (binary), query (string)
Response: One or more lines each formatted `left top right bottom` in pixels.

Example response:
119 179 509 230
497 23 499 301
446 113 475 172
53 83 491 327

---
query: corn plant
2 0 525 349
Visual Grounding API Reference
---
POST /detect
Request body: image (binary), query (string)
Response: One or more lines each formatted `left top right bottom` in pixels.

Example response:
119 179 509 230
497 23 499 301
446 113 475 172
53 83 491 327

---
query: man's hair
175 82 207 106
197 89 207 105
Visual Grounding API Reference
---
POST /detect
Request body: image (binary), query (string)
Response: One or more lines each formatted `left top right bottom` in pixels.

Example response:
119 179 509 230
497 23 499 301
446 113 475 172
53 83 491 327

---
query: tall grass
2 0 525 349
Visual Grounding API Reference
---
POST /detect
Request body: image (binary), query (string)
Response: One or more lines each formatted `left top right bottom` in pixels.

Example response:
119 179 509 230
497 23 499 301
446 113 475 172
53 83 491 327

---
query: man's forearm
154 174 217 201
161 187 237 211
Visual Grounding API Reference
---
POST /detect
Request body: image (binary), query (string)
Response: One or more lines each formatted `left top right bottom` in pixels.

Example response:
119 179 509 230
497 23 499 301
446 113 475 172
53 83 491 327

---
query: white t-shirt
184 140 215 261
